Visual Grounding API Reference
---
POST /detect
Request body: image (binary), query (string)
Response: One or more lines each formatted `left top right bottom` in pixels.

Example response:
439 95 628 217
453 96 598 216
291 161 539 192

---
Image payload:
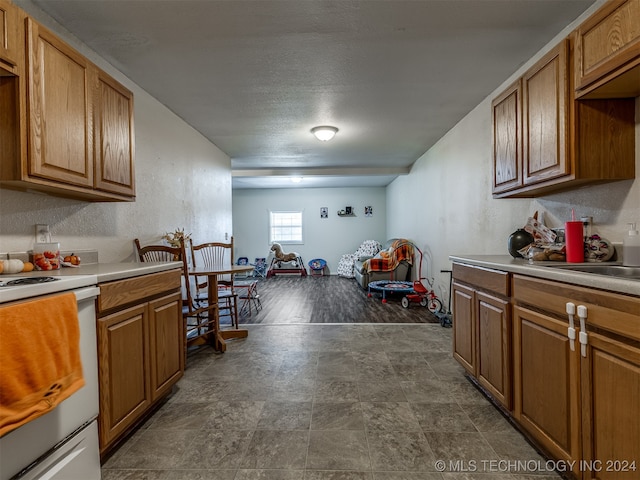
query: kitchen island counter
449 254 638 296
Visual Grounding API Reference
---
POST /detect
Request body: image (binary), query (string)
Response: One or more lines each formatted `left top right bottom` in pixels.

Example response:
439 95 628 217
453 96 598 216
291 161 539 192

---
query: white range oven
0 274 101 480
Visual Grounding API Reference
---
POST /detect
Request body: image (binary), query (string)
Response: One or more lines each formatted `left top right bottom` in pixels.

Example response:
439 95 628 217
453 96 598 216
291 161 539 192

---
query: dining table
188 263 255 352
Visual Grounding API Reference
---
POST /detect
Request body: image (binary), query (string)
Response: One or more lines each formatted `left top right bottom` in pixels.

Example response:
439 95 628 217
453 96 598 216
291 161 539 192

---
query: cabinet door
492 80 522 194
522 40 570 186
575 0 640 94
581 331 640 480
0 0 19 71
97 303 151 452
94 68 135 197
476 291 511 409
513 305 581 475
148 292 184 402
452 281 475 375
26 18 94 188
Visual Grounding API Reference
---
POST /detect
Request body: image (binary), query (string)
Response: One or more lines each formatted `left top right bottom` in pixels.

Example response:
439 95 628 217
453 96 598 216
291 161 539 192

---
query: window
269 211 303 244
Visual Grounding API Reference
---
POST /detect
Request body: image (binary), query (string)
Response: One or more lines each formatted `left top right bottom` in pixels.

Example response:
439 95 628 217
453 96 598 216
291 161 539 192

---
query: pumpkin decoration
22 261 35 272
2 259 25 274
64 253 81 266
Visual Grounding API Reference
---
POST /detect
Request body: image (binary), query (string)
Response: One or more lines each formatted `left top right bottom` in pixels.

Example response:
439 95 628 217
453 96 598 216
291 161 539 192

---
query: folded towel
0 292 85 437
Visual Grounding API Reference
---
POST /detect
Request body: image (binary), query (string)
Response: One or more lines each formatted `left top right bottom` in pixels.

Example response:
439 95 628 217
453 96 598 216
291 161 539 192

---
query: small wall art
365 206 373 217
320 207 328 218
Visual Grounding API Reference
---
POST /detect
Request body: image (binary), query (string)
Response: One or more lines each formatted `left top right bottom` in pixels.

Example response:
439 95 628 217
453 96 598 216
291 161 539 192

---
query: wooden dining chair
134 238 218 350
189 237 239 329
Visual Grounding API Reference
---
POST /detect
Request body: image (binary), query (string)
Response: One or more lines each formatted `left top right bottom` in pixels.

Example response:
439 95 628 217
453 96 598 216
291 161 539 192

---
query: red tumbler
565 221 584 263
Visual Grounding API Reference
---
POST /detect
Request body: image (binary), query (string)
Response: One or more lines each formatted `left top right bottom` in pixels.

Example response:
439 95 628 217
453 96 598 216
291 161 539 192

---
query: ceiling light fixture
311 125 339 141
291 176 302 183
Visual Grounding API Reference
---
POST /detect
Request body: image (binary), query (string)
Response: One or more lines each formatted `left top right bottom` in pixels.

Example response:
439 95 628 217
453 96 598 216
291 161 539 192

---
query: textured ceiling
30 0 597 188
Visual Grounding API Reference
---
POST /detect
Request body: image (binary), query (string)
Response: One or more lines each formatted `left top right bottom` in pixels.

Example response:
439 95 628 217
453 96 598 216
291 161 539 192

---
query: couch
353 238 413 289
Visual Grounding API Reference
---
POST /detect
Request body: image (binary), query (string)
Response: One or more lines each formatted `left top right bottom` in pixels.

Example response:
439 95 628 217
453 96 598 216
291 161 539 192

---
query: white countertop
449 255 639 296
0 262 182 303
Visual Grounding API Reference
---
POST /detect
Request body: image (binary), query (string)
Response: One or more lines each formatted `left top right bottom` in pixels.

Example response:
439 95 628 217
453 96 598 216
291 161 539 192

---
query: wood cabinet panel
452 280 475 375
98 269 181 313
148 292 184 401
0 0 19 71
522 41 569 185
513 305 581 473
476 291 511 408
98 303 150 451
94 68 135 197
452 263 509 296
575 0 640 97
512 274 640 341
492 80 522 194
581 332 640 480
26 18 94 188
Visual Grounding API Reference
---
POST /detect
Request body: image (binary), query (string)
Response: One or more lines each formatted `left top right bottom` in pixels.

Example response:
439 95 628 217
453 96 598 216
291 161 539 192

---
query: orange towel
0 292 85 437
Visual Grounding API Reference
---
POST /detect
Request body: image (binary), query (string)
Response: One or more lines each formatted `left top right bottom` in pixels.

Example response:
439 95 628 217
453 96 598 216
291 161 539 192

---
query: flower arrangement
162 228 191 248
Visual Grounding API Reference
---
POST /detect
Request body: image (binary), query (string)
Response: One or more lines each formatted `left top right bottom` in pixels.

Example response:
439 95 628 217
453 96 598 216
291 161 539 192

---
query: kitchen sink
542 264 640 280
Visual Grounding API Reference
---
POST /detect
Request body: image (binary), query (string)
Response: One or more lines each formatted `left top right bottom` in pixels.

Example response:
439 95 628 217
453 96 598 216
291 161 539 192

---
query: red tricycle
401 277 442 313
399 243 443 314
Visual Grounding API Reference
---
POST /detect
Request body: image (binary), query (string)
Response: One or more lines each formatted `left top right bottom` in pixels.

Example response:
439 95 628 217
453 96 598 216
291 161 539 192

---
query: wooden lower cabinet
96 270 184 457
512 305 582 477
98 303 150 452
453 263 640 479
476 291 511 408
148 293 183 401
452 264 511 408
452 281 475 375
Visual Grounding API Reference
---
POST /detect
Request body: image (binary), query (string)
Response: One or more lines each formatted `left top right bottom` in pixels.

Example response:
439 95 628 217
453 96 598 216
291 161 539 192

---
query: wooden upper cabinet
26 18 94 188
0 0 20 72
94 68 135 197
575 0 640 98
492 37 635 198
492 80 522 194
0 8 136 202
522 41 570 186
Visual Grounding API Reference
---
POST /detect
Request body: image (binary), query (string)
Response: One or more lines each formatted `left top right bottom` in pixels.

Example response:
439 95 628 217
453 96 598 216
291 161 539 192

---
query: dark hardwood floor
232 275 442 324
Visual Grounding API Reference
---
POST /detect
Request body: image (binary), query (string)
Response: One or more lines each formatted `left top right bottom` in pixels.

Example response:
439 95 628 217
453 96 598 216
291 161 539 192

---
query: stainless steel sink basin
543 264 640 280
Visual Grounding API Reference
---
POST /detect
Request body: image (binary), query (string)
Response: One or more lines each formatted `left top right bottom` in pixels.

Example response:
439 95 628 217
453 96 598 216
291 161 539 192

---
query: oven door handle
73 287 100 302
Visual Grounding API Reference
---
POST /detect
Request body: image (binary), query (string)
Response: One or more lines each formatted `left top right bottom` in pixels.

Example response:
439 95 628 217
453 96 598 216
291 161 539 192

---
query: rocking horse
267 243 307 277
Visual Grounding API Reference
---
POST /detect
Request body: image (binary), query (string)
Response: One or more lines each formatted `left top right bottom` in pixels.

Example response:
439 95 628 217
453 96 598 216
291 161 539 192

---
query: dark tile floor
101 324 562 480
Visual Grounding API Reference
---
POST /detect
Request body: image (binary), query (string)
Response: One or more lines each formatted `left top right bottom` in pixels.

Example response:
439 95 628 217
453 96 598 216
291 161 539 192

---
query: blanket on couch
362 239 413 273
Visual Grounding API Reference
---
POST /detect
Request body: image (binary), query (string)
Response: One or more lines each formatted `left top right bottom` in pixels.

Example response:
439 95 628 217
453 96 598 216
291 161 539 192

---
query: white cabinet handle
566 302 576 351
577 304 588 357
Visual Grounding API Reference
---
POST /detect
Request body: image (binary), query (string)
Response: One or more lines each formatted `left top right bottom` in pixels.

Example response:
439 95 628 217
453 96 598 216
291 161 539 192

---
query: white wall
232 187 387 272
0 1 232 262
387 14 640 304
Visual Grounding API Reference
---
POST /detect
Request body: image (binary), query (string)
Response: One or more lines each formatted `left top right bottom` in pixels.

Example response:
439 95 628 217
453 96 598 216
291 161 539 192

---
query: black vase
508 229 534 258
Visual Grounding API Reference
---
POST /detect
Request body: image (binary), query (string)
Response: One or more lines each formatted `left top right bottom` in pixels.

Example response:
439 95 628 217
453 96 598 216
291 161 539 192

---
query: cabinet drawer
452 263 510 297
512 274 639 340
98 269 181 313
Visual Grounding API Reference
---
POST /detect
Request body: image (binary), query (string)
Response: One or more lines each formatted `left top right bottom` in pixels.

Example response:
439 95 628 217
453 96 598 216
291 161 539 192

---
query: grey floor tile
367 430 436 471
306 430 371 470
235 470 305 480
257 401 313 430
241 430 309 469
311 402 365 430
357 380 407 402
102 324 562 480
410 403 478 432
361 401 422 431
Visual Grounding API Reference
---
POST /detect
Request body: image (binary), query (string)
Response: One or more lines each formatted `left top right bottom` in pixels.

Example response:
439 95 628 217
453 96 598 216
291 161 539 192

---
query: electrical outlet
36 224 50 243
225 232 229 240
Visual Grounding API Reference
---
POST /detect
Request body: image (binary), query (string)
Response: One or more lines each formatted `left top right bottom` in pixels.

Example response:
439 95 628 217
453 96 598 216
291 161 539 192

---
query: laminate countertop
449 255 639 297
